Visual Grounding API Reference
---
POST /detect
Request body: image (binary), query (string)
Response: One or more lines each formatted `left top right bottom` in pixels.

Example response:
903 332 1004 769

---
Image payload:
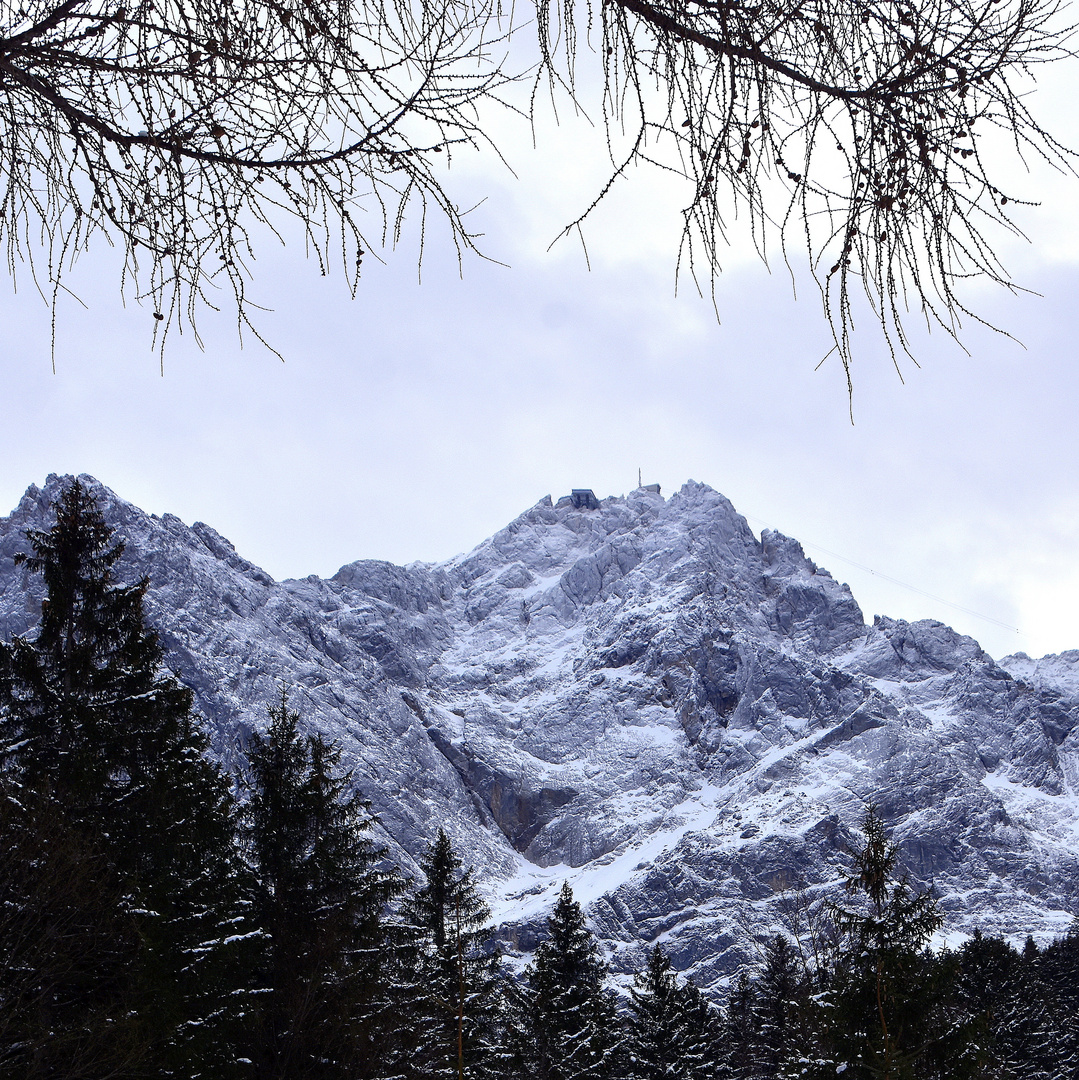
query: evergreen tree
722 971 758 1080
399 828 503 1080
242 688 400 1080
954 931 1025 1079
0 479 253 1077
626 944 719 1080
753 935 806 1078
0 479 165 809
716 936 820 1080
515 882 623 1080
1029 931 1079 1080
813 806 983 1080
953 929 1079 1079
0 777 145 1079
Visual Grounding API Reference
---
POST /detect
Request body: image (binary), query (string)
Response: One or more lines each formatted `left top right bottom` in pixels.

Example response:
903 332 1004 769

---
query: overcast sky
1 61 1077 664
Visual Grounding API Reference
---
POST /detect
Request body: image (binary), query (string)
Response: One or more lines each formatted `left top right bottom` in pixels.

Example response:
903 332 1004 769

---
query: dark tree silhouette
399 828 503 1080
817 805 983 1079
241 688 401 1079
0 784 145 1080
625 944 718 1080
0 478 254 1076
515 882 623 1080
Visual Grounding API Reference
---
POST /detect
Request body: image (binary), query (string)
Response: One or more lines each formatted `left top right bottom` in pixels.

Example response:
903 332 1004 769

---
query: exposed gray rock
1 474 1077 996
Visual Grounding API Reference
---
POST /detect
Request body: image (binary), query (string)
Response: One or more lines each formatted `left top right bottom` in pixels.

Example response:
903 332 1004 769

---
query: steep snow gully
2 476 1077 992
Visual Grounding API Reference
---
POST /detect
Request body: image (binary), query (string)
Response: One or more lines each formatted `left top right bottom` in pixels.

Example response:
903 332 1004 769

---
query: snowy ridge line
740 509 1022 637
1 474 1077 984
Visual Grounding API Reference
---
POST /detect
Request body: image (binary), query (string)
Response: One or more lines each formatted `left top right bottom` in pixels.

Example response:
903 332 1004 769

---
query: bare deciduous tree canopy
545 0 1076 378
0 0 1074 372
0 0 509 356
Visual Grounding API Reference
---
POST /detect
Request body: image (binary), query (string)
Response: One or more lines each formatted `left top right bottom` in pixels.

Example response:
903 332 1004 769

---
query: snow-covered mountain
2 475 1077 992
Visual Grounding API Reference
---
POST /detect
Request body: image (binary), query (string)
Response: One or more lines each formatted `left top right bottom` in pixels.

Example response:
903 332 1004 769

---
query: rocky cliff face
2 475 1077 993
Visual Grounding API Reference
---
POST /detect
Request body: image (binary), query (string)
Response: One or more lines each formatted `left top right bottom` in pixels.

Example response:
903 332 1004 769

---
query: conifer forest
2 481 1078 1079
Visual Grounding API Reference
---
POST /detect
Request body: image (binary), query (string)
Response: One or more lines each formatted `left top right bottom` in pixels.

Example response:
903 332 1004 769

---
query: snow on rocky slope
1 475 1077 993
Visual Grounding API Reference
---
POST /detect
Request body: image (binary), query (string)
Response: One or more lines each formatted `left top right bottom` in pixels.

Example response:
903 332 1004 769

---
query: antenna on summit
638 467 642 489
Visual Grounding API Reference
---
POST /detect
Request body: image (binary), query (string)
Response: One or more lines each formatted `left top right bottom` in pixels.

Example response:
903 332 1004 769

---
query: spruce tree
517 882 623 1080
954 931 1024 1078
722 970 759 1080
399 828 503 1080
626 944 719 1080
1030 931 1079 1080
242 689 400 1080
735 934 804 1079
0 479 166 810
814 806 983 1080
953 929 1079 1079
0 479 253 1077
0 776 144 1079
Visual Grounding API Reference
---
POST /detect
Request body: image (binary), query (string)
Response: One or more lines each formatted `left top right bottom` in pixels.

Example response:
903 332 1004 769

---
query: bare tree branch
535 0 1077 382
1 0 1076 377
0 0 515 362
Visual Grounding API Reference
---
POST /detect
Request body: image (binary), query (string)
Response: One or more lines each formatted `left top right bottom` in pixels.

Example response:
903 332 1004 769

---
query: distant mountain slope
2 475 1076 992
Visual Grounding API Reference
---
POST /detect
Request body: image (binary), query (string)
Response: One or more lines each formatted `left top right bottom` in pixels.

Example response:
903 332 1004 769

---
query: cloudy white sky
1 51 1077 663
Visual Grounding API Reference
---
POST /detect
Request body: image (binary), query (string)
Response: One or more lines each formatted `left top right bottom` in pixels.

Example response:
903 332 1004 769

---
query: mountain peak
2 476 1076 990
